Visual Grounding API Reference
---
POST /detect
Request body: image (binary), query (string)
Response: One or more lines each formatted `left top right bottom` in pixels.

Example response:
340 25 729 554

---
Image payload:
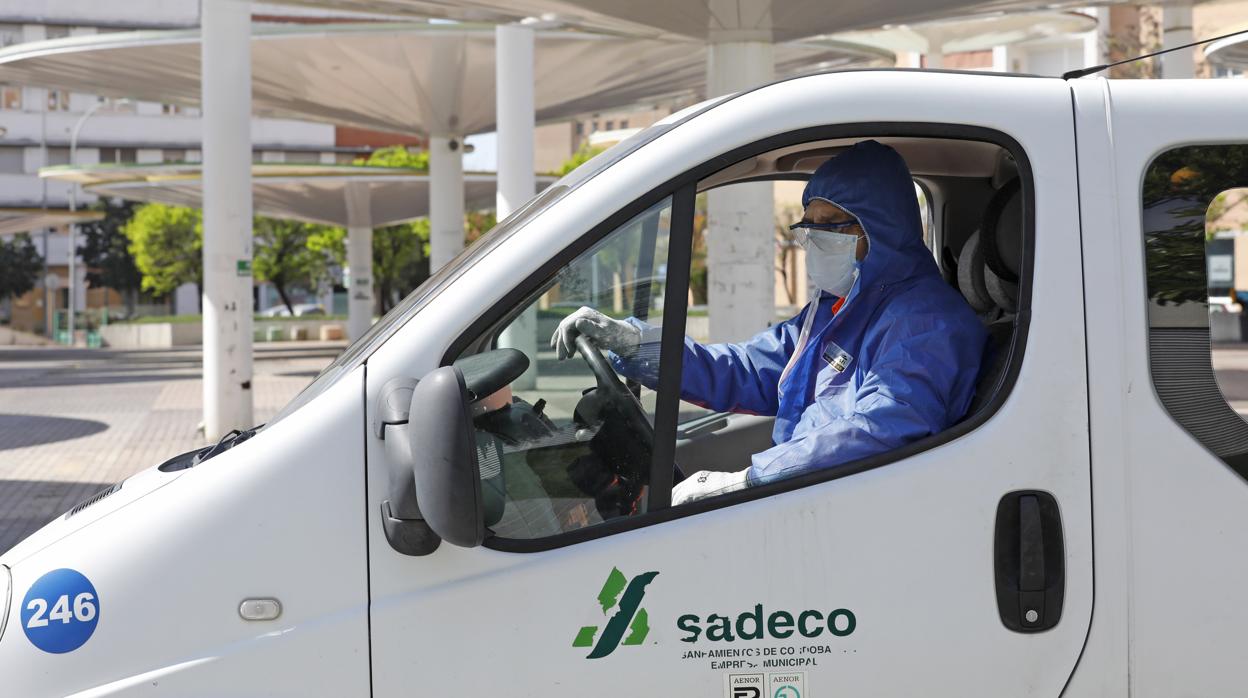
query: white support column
344 182 375 342
924 52 944 69
1083 7 1111 68
200 0 253 439
1162 1 1195 79
429 134 465 271
495 24 536 220
706 37 775 342
496 23 538 389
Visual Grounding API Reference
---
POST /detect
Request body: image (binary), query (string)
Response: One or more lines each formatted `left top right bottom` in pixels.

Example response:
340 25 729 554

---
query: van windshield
267 107 714 425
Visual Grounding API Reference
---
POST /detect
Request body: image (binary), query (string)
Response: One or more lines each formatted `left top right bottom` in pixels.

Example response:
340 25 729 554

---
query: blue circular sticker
20 568 100 654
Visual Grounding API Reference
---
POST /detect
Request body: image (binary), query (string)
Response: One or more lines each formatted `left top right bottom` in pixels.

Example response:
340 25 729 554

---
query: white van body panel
0 370 369 696
367 71 1093 697
1071 78 1248 698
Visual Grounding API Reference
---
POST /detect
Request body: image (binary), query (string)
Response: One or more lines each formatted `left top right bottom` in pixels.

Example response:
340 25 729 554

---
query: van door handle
994 490 1064 632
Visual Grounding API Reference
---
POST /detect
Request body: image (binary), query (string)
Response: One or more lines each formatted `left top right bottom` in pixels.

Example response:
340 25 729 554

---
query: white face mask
802 229 859 297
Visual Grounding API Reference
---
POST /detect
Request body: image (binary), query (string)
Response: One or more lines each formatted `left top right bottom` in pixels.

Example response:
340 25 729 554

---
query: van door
364 72 1092 697
1071 78 1248 697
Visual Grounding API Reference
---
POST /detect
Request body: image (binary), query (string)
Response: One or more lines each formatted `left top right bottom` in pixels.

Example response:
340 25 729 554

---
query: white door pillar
496 23 538 389
1162 1 1195 79
344 182 375 342
706 37 775 342
429 134 465 271
201 0 253 439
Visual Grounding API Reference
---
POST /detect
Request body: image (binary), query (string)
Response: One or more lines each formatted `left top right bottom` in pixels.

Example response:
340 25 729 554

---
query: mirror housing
407 365 486 548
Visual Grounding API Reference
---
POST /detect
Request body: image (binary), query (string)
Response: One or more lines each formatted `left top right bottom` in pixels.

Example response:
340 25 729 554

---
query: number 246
26 593 96 628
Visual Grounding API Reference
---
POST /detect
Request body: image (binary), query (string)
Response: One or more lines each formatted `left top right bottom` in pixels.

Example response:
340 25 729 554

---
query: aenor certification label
725 673 765 698
768 671 806 698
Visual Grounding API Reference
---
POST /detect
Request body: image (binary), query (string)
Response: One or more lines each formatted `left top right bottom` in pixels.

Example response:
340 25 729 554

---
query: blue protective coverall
612 140 987 485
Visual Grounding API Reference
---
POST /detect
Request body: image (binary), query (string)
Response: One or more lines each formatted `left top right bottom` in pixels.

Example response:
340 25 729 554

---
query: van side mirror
406 366 487 548
376 349 528 555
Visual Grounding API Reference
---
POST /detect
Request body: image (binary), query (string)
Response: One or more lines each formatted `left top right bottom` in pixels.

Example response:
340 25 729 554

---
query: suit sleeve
746 313 978 484
609 313 804 417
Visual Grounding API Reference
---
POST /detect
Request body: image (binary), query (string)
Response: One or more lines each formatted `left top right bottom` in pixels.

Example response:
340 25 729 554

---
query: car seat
958 178 1023 417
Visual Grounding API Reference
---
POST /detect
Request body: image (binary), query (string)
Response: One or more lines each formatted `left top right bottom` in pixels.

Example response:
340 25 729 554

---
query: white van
2 70 1247 697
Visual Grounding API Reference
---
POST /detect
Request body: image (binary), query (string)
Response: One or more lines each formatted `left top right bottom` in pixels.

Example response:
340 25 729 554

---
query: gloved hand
672 469 750 506
550 306 642 360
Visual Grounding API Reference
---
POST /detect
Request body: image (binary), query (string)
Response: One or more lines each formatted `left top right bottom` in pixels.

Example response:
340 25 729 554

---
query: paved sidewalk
0 342 342 554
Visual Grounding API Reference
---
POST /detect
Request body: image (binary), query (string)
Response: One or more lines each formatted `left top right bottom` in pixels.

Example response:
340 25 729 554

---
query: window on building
285 151 320 164
45 147 70 167
0 23 21 48
620 119 629 129
1 84 21 110
162 149 186 163
47 89 69 112
98 148 137 165
0 147 24 173
605 120 614 131
44 26 70 40
1143 144 1248 479
161 103 182 115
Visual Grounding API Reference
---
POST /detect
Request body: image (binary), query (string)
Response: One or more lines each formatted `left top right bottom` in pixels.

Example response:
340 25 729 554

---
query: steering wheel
575 334 655 447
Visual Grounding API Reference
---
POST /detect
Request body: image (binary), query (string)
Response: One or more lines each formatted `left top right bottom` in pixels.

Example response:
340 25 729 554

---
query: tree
372 219 430 314
0 233 43 306
78 198 142 314
124 203 203 302
354 145 429 170
252 217 343 315
558 143 606 176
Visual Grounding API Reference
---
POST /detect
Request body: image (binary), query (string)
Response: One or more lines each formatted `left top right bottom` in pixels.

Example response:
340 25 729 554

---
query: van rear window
1143 144 1248 475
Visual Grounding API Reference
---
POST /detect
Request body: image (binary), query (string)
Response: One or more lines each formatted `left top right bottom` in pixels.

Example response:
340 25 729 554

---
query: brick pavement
0 342 342 553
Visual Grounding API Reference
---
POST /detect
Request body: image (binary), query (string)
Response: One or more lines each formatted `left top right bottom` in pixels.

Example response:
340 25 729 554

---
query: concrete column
495 24 536 220
924 52 944 69
496 23 538 389
706 38 775 342
1162 1 1195 79
200 0 253 439
1083 7 1111 68
429 134 465 271
344 183 375 342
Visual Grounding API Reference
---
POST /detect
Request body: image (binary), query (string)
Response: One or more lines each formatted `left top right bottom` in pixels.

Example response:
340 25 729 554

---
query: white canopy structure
1205 30 1248 73
41 162 554 341
0 22 891 139
270 0 1110 42
0 208 103 236
830 11 1097 69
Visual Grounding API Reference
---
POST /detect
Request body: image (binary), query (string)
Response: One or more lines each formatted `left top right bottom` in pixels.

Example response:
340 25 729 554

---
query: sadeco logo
572 567 658 659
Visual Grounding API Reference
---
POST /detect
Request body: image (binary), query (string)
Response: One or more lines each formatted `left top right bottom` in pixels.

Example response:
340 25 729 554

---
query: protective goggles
788 220 861 250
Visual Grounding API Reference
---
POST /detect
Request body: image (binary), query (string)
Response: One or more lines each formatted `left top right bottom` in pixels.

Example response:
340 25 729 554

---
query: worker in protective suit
551 140 987 505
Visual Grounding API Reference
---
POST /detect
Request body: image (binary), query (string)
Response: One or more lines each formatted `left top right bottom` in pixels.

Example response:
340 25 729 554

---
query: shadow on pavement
0 479 113 555
0 414 109 451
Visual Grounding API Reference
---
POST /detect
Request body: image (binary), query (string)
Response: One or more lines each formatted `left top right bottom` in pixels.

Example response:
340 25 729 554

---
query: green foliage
373 218 430 314
252 217 344 314
78 198 142 302
123 203 203 298
558 143 607 176
465 209 497 245
0 233 43 303
354 145 429 171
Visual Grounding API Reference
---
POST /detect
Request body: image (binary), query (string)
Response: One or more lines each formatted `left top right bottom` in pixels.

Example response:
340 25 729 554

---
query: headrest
957 230 995 314
980 178 1022 313
981 178 1022 282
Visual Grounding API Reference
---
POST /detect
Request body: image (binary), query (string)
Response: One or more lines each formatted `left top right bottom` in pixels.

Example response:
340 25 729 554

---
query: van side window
457 197 674 540
1143 144 1248 477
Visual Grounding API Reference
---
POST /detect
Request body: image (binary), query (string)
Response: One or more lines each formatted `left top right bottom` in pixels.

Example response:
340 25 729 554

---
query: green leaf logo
574 567 658 659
